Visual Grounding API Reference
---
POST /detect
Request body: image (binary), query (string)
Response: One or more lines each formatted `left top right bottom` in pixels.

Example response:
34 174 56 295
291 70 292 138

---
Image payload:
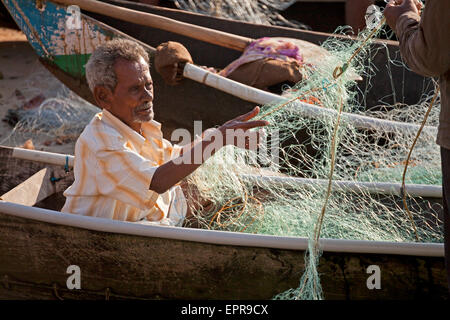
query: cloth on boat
61 109 187 226
219 37 306 90
394 0 450 150
154 41 193 86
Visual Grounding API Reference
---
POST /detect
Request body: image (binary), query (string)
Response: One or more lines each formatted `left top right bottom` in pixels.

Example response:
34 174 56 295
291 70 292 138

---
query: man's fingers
235 107 258 122
401 0 421 10
232 120 269 130
386 0 398 6
414 0 423 11
235 106 260 122
386 0 404 6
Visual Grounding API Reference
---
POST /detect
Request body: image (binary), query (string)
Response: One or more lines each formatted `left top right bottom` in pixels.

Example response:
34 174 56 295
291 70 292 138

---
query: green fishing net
183 15 443 300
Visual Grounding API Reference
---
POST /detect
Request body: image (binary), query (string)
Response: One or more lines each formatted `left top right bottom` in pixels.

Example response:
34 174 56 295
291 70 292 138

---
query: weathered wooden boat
0 0 447 299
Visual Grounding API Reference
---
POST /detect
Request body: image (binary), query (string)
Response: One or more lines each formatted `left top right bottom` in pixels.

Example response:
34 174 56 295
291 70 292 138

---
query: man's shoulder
77 113 127 152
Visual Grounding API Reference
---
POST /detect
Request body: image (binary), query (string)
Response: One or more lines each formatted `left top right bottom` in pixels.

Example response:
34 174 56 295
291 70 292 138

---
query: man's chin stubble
133 111 154 123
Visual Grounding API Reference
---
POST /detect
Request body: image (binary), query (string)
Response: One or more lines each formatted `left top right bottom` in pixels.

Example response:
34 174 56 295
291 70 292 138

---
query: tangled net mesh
2 5 443 300
181 18 443 299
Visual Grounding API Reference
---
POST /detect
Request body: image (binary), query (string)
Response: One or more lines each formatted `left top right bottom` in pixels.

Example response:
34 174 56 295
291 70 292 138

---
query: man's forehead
114 56 151 81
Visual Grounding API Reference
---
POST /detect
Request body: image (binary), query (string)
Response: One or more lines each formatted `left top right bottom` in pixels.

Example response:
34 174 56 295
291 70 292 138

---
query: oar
4 146 443 198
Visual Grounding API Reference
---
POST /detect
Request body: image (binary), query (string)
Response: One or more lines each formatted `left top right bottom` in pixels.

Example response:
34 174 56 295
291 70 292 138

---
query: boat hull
0 210 447 300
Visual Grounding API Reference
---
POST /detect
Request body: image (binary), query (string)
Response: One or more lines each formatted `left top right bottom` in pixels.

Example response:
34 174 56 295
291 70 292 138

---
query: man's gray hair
85 38 150 93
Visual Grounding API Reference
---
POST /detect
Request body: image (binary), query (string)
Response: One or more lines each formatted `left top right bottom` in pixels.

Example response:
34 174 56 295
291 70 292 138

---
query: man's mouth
137 104 153 113
133 103 154 122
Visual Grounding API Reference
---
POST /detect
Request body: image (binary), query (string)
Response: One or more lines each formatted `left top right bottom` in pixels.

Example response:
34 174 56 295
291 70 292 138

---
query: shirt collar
101 109 164 149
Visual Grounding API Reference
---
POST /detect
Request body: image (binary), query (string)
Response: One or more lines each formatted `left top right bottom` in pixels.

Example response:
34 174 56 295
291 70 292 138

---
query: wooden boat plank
0 167 72 207
0 147 51 195
0 168 55 206
0 212 447 299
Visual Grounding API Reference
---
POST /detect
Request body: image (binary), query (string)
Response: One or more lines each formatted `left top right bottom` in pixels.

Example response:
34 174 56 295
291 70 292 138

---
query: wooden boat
0 0 447 299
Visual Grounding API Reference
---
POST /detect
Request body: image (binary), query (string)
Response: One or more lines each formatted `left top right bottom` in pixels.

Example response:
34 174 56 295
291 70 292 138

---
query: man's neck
130 122 143 135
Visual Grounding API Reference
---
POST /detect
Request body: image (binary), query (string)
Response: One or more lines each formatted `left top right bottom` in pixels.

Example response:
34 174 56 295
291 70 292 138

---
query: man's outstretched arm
149 106 269 194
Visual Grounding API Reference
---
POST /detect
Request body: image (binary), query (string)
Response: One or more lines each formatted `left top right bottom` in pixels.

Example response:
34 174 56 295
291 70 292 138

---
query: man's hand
217 106 269 150
384 0 423 31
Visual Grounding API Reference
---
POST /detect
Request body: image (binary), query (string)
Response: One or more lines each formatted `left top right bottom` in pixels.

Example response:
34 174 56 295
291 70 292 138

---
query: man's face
107 56 154 128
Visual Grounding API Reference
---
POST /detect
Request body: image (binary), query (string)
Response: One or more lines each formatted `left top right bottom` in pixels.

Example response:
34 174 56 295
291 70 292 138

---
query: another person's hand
384 0 423 31
217 106 269 150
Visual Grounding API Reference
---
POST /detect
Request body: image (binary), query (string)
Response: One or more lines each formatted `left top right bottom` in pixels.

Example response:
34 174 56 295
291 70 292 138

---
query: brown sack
154 41 193 85
227 58 303 90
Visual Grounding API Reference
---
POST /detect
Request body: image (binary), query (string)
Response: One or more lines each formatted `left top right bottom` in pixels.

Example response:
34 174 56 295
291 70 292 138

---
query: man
384 0 450 292
61 39 268 227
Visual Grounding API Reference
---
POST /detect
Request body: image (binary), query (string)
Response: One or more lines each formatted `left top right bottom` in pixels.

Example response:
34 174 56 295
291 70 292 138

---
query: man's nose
142 87 153 102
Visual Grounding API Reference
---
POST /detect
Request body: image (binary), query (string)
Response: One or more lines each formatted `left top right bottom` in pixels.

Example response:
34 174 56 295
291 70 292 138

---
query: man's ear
93 86 113 109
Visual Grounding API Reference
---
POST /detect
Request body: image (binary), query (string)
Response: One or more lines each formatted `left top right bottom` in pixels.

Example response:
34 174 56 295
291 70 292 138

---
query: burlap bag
154 41 193 85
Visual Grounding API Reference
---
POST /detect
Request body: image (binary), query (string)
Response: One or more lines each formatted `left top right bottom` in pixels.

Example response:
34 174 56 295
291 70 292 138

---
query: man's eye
145 83 153 89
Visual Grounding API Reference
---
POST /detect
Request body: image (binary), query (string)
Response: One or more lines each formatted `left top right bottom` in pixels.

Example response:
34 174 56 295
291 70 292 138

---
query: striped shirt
61 109 187 226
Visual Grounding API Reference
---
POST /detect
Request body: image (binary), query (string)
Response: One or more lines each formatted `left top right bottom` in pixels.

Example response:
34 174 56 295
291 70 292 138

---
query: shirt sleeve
395 0 450 78
95 146 160 210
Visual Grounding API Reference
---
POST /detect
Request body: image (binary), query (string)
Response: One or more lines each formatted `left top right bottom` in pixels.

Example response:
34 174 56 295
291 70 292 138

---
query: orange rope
209 192 264 232
401 83 440 242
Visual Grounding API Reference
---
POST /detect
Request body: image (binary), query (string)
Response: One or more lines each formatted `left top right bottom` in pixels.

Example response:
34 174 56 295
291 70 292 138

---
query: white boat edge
0 200 444 257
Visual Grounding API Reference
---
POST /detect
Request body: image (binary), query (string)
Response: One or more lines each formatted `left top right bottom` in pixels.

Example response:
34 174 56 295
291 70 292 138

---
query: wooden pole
54 0 252 51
